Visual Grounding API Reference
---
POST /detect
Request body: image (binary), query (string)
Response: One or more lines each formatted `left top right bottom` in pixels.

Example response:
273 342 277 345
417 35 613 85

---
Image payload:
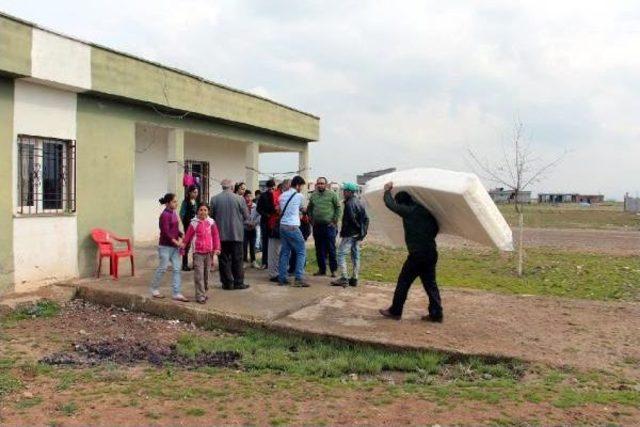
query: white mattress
362 168 514 251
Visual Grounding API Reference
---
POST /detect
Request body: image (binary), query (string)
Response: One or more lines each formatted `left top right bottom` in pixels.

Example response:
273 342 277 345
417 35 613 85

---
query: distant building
624 193 640 213
357 168 397 186
488 188 531 204
537 193 605 204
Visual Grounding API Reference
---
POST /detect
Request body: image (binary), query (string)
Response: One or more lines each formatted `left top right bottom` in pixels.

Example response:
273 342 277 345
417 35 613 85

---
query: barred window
17 135 76 215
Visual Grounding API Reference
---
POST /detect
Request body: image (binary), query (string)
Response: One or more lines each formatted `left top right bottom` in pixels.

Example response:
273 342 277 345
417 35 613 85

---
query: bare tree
467 118 566 276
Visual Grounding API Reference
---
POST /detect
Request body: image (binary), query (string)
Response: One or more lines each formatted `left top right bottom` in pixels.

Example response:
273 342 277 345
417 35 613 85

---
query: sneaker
293 279 310 288
278 279 291 286
196 297 207 304
252 261 261 269
234 283 251 290
172 294 190 302
421 314 444 323
379 308 401 320
313 271 326 277
330 277 349 287
269 276 280 283
348 278 358 287
151 290 165 299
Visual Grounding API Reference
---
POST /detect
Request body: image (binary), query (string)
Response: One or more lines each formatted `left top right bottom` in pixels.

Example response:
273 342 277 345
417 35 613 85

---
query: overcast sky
2 0 638 198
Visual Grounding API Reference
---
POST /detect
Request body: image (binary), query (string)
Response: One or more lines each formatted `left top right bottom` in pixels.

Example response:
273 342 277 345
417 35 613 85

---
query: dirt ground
1 301 640 426
368 225 640 255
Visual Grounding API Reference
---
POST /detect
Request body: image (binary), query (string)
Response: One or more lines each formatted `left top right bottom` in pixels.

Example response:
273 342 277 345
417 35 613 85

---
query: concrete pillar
245 141 260 192
298 143 310 193
167 128 184 195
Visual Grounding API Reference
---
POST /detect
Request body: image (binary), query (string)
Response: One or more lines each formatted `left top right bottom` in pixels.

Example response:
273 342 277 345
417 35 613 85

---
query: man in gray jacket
210 179 250 290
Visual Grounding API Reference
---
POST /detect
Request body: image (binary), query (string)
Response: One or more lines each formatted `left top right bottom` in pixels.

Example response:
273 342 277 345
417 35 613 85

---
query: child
182 203 221 304
150 193 189 302
243 190 259 268
179 185 199 271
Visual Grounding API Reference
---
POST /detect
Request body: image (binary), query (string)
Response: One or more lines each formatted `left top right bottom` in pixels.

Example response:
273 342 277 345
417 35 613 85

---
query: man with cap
331 182 369 287
378 181 443 322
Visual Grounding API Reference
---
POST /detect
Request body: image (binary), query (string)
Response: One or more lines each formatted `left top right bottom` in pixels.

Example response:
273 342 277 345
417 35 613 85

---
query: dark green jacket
308 190 341 225
383 190 439 253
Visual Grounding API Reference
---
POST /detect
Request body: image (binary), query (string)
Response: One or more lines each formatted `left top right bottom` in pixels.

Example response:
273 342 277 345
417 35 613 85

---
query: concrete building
537 193 605 204
0 13 319 295
488 188 532 204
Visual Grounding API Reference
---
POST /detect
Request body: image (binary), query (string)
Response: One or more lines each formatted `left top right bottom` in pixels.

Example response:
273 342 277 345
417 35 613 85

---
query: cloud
2 0 638 198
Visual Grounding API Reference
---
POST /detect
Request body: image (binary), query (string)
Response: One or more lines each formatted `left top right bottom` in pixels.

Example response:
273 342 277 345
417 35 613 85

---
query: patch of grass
15 396 43 409
185 407 206 416
0 372 22 396
315 245 640 301
498 203 640 230
8 300 60 321
176 330 525 383
56 401 78 416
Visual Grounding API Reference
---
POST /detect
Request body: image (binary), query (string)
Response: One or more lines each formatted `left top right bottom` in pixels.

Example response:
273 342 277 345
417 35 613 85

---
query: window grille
17 135 76 215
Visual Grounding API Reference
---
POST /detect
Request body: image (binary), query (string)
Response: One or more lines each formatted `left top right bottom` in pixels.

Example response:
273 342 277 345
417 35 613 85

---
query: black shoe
234 283 250 290
379 308 401 320
421 314 444 323
348 278 358 287
313 271 326 277
330 277 349 287
269 276 280 283
278 279 291 286
221 284 233 290
181 266 192 272
293 279 310 288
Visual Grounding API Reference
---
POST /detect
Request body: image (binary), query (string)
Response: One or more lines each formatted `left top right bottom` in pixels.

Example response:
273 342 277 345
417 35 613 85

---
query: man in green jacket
307 177 342 277
379 181 443 322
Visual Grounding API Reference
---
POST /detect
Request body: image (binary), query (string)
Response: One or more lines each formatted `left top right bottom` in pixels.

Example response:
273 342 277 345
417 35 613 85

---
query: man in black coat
256 179 276 269
379 182 443 322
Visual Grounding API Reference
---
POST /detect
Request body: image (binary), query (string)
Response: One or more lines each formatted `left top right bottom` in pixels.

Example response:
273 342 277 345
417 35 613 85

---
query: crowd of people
150 175 444 322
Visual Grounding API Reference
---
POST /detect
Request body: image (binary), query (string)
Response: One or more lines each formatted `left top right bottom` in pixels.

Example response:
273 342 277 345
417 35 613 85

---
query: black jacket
383 190 439 253
256 190 275 224
340 197 369 239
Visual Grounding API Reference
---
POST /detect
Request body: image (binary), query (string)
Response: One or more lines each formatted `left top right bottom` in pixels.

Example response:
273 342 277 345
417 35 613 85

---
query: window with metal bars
17 135 76 215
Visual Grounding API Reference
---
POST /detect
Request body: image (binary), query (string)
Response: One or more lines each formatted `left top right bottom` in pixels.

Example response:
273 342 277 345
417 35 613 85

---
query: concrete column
167 128 184 195
245 141 260 191
298 143 310 193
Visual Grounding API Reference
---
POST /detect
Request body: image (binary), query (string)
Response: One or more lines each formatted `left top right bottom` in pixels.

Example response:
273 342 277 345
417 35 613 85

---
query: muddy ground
1 300 639 426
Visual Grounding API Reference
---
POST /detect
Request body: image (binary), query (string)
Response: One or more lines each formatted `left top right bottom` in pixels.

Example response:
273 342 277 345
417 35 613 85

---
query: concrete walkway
64 265 640 375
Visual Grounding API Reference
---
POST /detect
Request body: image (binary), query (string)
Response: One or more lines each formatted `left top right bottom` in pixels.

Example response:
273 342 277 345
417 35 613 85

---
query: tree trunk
517 212 524 277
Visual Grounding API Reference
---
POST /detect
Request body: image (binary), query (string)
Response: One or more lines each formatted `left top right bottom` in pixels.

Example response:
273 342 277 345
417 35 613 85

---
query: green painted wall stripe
0 16 31 77
0 77 15 294
90 47 319 142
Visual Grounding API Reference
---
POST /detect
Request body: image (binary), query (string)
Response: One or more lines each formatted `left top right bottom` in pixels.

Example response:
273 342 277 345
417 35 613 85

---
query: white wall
184 132 248 199
13 217 78 291
134 124 169 242
12 80 79 291
30 29 92 91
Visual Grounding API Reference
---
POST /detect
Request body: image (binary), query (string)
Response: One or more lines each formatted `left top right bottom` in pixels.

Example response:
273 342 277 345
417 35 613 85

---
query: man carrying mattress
379 182 443 322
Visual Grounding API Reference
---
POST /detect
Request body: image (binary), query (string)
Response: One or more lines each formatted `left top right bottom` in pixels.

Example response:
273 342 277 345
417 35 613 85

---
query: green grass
176 329 462 378
56 401 78 416
308 245 640 301
185 407 206 416
5 300 60 322
498 203 640 230
0 372 21 397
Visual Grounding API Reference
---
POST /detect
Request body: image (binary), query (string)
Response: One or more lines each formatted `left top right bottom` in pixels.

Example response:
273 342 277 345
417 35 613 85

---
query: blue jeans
279 226 306 281
337 236 361 280
150 245 182 296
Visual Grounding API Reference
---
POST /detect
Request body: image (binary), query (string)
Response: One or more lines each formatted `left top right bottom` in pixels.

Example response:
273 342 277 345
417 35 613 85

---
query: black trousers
313 223 338 274
260 222 269 266
390 250 442 318
243 229 257 262
219 241 244 288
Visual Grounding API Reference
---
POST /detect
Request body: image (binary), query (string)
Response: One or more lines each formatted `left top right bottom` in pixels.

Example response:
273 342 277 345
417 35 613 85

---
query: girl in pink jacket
182 203 221 303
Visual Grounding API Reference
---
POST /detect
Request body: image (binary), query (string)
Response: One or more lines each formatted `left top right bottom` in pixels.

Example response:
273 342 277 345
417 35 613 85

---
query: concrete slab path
65 265 640 376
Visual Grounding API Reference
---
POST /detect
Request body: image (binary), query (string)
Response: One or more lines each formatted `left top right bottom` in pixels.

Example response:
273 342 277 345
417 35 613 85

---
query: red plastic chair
90 228 135 279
